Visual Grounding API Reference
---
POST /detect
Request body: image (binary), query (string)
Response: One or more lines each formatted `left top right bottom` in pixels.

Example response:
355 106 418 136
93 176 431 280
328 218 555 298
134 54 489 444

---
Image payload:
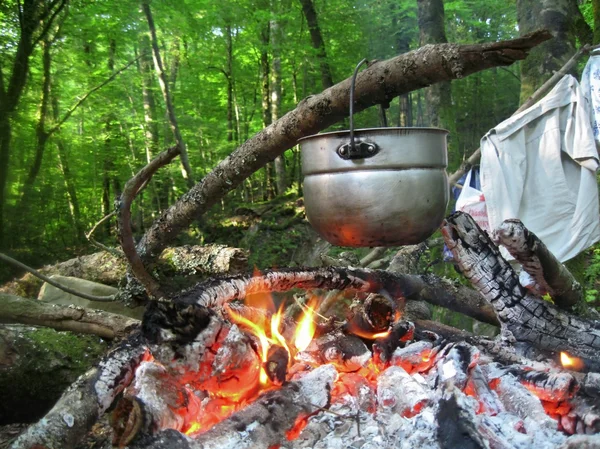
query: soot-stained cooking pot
299 127 449 247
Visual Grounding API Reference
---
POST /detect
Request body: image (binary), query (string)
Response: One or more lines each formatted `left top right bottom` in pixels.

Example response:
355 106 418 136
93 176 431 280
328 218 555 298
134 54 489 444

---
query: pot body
300 128 449 247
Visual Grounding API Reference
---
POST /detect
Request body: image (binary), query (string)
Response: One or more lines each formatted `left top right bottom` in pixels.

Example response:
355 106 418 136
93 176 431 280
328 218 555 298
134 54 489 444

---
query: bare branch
32 0 68 48
0 252 116 302
85 211 125 258
116 146 181 298
46 55 143 136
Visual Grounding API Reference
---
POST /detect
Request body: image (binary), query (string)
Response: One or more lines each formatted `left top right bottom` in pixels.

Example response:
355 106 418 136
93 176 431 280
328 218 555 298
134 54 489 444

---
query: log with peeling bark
169 266 499 326
0 293 139 339
10 333 150 449
493 218 582 309
135 31 552 268
442 212 600 363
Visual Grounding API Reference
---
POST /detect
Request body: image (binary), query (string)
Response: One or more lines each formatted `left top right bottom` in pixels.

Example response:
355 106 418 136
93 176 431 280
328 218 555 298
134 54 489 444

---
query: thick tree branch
136 31 552 264
0 293 139 339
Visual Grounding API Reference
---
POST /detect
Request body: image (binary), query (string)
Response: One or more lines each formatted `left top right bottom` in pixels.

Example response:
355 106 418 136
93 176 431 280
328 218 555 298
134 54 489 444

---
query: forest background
1 0 599 307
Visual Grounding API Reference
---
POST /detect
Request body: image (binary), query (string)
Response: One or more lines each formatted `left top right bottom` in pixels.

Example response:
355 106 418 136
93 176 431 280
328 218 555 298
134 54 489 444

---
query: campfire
105 285 600 449
11 213 600 449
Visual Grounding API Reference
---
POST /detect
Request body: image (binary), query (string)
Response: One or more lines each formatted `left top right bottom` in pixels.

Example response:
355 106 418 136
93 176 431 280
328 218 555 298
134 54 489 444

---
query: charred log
442 212 600 363
493 219 582 309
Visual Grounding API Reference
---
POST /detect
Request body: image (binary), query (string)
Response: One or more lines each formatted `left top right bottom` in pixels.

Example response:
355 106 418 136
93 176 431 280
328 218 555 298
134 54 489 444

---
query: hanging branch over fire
442 212 600 362
133 30 552 270
493 218 583 309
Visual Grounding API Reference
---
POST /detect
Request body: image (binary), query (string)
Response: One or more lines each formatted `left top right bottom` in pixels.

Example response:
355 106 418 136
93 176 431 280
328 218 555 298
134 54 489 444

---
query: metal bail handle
337 58 382 160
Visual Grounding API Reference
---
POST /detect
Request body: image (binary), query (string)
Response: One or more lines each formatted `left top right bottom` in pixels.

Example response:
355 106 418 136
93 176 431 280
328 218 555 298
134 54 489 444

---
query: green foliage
582 243 600 307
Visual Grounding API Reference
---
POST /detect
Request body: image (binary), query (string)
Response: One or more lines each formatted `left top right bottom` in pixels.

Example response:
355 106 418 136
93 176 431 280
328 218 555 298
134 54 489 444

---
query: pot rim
297 127 449 143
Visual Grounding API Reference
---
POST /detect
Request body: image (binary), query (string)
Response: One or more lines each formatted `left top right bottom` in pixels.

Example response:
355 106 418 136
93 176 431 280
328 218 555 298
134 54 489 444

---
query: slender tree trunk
270 14 287 195
139 34 166 211
392 5 414 127
141 1 194 188
517 0 591 102
260 19 275 200
52 96 84 242
225 25 235 143
417 0 451 129
298 0 334 89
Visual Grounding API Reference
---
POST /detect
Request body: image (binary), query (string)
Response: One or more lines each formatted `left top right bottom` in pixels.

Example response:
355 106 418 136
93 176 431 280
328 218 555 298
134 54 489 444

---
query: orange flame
294 298 318 352
560 352 584 371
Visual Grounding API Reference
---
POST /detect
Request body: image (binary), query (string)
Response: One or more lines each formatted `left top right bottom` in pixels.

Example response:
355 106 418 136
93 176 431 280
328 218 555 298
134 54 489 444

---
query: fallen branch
493 219 582 309
85 211 124 258
442 212 600 362
0 293 139 339
136 31 552 266
0 252 116 302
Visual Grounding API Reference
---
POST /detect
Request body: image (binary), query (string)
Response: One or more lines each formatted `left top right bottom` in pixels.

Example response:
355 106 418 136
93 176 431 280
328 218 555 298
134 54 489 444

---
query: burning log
11 332 150 449
345 293 397 337
506 366 579 402
297 332 371 372
390 340 437 374
493 219 582 309
131 364 337 449
372 320 415 366
437 385 488 449
435 342 480 390
442 212 600 363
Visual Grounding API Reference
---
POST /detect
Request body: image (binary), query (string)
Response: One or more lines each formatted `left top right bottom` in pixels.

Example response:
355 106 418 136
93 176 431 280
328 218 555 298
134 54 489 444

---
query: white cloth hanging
581 55 600 150
480 75 600 262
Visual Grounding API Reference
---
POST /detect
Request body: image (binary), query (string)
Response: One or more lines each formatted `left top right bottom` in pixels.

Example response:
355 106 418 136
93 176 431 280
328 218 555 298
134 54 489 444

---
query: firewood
493 219 582 309
131 365 337 449
377 365 430 417
442 212 600 363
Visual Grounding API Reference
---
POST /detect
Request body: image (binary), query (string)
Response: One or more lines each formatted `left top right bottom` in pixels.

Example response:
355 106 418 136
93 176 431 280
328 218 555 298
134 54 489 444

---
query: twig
447 43 600 188
85 211 124 258
46 55 144 137
116 146 180 299
0 252 116 302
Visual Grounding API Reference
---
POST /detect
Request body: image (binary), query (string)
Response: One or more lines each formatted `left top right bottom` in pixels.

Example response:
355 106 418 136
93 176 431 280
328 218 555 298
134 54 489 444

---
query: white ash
377 366 430 416
296 364 338 409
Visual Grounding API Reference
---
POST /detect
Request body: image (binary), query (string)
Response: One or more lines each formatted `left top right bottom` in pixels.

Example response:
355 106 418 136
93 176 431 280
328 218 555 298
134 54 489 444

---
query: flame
346 326 391 340
560 352 584 371
294 298 318 352
228 308 271 386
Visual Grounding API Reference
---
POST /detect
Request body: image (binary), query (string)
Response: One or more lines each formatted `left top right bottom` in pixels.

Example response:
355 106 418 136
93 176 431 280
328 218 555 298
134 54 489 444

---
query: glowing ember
560 352 585 371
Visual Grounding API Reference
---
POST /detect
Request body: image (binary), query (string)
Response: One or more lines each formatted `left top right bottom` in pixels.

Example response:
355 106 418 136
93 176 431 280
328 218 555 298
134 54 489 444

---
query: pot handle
338 59 384 160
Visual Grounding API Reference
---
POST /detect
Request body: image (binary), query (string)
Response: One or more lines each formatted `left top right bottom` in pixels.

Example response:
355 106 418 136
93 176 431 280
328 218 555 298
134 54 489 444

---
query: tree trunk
260 19 275 200
134 32 552 266
270 14 287 195
517 0 591 102
225 25 235 143
417 0 451 128
52 96 84 241
141 1 194 188
298 0 334 89
0 0 67 245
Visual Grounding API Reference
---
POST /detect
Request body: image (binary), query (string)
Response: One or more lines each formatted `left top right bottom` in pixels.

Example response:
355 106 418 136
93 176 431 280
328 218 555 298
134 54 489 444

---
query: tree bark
517 0 591 102
298 0 334 89
417 0 451 128
260 17 276 201
141 1 194 188
135 32 551 265
0 293 139 339
442 212 600 362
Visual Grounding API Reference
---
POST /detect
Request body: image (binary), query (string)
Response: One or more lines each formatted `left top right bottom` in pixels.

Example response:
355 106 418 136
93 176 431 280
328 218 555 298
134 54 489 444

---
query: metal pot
299 127 449 247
